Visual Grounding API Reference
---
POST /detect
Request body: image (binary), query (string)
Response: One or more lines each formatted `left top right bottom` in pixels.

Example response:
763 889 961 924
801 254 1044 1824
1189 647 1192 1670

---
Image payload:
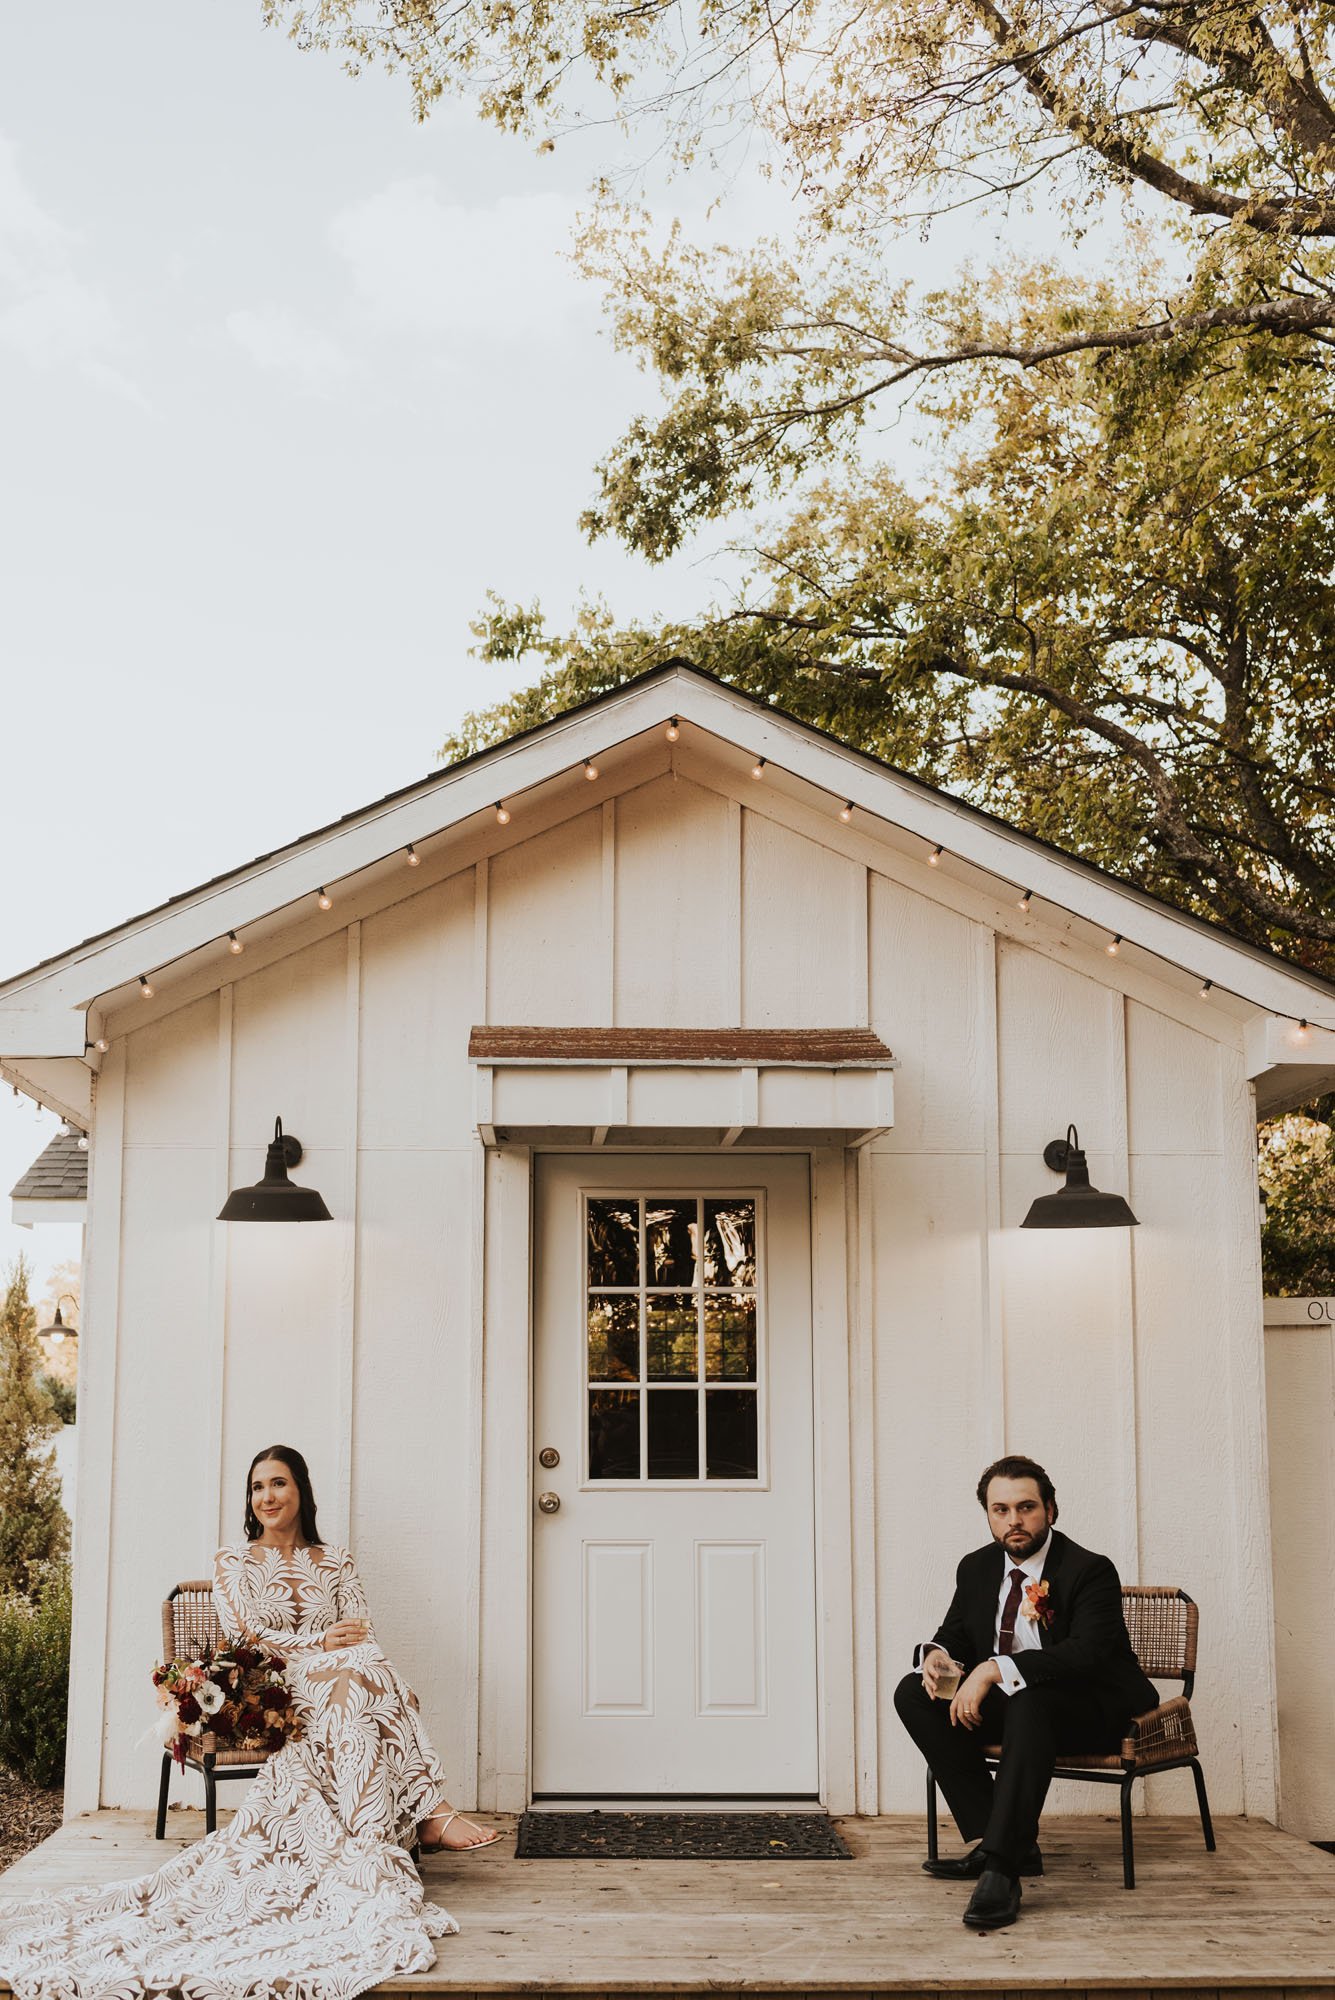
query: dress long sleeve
334 1547 376 1638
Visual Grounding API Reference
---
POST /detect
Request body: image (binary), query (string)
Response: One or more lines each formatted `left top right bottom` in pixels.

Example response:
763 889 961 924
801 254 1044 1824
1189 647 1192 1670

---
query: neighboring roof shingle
9 1131 89 1202
468 1026 894 1066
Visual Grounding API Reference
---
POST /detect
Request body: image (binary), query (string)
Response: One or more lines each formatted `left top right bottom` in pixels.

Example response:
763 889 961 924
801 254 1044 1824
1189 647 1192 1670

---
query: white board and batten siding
77 757 1281 1829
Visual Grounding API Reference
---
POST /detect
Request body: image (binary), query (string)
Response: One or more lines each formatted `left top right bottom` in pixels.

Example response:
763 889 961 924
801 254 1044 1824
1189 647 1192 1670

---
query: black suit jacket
927 1529 1158 1730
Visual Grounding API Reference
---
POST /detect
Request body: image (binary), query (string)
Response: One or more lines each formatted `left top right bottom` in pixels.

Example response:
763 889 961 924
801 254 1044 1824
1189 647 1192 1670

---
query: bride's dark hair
243 1444 322 1544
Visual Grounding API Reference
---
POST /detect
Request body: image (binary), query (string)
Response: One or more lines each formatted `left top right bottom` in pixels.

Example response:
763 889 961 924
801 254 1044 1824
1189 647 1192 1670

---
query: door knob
538 1446 560 1469
537 1492 561 1514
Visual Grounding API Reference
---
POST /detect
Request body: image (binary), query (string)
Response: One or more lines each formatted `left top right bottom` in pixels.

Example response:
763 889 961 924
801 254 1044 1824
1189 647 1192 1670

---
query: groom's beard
1000 1524 1048 1562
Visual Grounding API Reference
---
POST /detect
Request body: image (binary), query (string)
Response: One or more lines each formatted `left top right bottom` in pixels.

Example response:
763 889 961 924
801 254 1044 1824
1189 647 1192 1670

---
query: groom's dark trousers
894 1529 1157 1875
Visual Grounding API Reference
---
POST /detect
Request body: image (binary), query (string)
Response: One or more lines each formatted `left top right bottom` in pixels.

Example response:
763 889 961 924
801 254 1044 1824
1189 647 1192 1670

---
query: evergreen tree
0 1257 69 1597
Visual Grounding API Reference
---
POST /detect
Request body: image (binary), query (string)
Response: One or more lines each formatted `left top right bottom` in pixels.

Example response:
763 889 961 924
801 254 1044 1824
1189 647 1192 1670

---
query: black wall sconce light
217 1116 333 1222
1021 1124 1139 1229
39 1294 79 1344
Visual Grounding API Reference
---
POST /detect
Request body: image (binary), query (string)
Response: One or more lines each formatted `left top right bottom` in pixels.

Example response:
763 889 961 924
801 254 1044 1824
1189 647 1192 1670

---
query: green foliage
451 327 1335 965
0 1557 71 1786
0 1259 70 1599
38 1376 76 1426
1260 1106 1335 1296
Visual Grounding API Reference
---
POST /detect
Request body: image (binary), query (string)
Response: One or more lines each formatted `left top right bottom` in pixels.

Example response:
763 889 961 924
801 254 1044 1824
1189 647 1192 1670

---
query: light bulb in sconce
751 757 766 780
1106 934 1122 956
228 931 244 955
495 801 511 825
839 801 854 822
317 888 333 912
584 759 599 781
139 975 154 999
665 716 680 742
405 844 421 867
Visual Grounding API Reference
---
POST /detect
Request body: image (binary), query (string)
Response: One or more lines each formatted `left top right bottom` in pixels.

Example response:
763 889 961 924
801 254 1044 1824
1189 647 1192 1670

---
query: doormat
515 1810 851 1860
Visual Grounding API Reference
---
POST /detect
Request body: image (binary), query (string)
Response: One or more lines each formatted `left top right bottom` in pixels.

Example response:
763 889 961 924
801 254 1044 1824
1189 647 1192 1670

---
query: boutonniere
1021 1579 1055 1627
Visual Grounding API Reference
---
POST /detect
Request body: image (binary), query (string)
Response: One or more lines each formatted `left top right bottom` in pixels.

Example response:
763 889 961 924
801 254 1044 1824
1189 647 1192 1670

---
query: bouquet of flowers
152 1640 303 1767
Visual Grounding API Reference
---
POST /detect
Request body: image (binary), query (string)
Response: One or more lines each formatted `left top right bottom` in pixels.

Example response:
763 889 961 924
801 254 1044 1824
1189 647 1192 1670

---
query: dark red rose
177 1694 201 1724
265 1727 286 1752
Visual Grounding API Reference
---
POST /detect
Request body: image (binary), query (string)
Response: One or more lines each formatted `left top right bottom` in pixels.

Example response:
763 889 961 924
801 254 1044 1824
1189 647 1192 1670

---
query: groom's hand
950 1659 1001 1729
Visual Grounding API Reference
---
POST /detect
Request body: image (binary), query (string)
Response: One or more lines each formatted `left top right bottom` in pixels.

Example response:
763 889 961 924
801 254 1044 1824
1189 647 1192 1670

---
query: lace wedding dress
0 1543 459 2000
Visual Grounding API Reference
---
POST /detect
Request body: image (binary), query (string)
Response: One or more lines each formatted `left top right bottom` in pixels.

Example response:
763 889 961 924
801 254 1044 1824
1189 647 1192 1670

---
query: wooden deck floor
2 1810 1332 1998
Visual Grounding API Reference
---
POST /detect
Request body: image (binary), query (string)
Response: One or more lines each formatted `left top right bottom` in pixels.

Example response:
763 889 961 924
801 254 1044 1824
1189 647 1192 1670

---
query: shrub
38 1375 76 1426
0 1258 69 1596
0 1557 71 1786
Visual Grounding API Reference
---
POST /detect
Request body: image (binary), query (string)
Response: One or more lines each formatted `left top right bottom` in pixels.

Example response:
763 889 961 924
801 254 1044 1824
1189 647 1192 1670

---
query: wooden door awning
468 1026 895 1149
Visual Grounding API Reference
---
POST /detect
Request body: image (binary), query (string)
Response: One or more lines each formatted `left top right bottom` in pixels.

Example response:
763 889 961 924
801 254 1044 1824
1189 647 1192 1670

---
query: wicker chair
924 1585 1216 1889
155 1581 275 1839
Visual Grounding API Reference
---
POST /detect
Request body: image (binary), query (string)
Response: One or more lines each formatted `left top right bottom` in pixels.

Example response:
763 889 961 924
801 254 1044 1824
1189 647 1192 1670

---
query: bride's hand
323 1619 370 1651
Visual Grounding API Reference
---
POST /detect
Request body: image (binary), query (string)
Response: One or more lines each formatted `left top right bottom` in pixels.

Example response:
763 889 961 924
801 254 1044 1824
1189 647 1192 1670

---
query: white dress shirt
991 1530 1052 1695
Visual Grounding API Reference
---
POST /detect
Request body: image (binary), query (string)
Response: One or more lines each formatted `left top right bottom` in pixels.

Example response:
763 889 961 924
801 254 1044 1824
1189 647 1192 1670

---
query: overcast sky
0 2 1051 1300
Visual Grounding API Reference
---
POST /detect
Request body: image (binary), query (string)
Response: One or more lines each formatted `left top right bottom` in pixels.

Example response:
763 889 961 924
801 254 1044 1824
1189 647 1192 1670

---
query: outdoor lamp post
217 1116 332 1222
39 1294 79 1344
1020 1124 1139 1229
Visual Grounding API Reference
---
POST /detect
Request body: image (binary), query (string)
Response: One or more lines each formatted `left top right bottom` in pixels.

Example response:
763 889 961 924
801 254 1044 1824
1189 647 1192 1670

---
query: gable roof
1 660 1332 1120
9 1130 88 1203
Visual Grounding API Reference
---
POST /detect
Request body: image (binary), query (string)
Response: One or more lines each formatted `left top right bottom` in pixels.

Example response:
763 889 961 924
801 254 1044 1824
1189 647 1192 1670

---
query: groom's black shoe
923 1842 1042 1879
962 1868 1022 1930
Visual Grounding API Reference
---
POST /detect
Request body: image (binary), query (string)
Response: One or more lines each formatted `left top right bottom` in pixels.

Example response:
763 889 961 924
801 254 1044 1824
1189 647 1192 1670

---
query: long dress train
0 1543 458 2000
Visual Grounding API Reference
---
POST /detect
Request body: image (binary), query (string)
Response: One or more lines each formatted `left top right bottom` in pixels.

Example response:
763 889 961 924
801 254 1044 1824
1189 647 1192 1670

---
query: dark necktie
997 1567 1027 1655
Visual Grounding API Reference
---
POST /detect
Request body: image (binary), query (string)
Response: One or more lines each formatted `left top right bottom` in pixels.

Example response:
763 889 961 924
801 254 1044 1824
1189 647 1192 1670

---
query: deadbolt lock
538 1446 560 1469
537 1491 561 1514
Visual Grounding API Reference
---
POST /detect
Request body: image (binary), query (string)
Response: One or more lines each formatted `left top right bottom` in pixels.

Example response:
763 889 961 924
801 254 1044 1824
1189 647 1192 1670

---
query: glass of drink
932 1659 962 1701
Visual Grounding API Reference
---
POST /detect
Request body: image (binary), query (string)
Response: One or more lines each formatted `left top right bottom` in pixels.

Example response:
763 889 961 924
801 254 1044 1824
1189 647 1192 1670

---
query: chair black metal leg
926 1770 939 1862
1190 1760 1216 1851
155 1753 172 1839
204 1760 217 1836
1119 1777 1136 1889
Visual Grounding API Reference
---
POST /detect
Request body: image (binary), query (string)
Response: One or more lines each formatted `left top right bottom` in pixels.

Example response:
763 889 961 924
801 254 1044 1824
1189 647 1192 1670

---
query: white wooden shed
2 663 1334 1833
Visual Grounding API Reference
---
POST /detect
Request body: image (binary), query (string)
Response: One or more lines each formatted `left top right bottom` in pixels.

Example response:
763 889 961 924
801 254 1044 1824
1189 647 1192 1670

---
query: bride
0 1443 499 2000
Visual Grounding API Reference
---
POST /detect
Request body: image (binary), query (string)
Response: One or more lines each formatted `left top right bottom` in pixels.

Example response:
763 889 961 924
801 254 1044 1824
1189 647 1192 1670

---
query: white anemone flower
196 1680 226 1716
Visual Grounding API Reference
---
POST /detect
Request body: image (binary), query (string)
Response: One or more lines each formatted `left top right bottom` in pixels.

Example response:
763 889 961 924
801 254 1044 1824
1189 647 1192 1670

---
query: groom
894 1455 1157 1931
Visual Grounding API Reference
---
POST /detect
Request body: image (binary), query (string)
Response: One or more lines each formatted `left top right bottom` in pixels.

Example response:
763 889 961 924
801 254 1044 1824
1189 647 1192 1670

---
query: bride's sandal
418 1810 503 1854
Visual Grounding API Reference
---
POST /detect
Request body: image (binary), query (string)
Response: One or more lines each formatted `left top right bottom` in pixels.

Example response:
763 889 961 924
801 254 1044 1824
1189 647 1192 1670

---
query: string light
1106 934 1122 956
1295 1018 1311 1043
94 1035 110 1053
405 843 421 867
927 843 943 865
317 888 333 911
494 800 511 825
1199 979 1213 1000
584 759 599 781
139 974 154 999
228 931 244 955
77 1134 89 1151
839 800 855 823
665 716 680 742
1018 889 1033 912
751 757 766 780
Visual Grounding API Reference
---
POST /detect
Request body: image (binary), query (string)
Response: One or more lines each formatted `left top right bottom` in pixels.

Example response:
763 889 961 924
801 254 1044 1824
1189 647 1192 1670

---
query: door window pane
587 1199 640 1286
706 1390 758 1479
645 1201 698 1286
646 1293 697 1378
647 1391 699 1479
704 1294 756 1381
589 1390 640 1479
703 1199 756 1286
588 1296 640 1381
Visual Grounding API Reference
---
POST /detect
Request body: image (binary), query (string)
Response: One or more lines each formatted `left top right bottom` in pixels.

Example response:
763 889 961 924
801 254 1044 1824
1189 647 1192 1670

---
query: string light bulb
1106 934 1122 956
839 800 855 823
584 759 599 781
665 716 680 742
751 757 766 780
228 931 244 955
139 974 154 999
1295 1018 1311 1043
927 844 943 865
405 843 421 867
317 888 333 912
94 1035 110 1054
77 1134 88 1151
1018 889 1033 912
495 801 511 825
1199 979 1213 1000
